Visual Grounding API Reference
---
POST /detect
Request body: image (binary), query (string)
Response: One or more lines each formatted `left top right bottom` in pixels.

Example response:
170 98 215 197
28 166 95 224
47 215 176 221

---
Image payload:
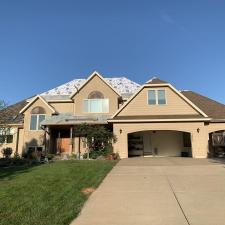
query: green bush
82 153 88 159
89 151 100 159
45 153 54 160
102 146 113 157
71 153 77 159
74 124 117 159
1 147 13 158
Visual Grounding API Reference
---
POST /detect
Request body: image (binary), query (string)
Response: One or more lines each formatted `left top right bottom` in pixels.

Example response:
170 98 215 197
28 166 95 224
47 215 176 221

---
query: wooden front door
57 138 70 153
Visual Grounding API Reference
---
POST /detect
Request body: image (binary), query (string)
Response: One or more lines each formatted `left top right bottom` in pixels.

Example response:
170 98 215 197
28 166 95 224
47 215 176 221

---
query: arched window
30 106 46 130
83 91 109 113
88 91 104 99
31 106 46 114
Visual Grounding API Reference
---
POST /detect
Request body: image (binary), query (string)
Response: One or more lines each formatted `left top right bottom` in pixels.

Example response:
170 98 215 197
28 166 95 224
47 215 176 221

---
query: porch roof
41 113 110 126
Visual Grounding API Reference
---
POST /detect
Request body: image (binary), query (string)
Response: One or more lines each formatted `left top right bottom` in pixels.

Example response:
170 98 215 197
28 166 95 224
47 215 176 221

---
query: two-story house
1 71 225 158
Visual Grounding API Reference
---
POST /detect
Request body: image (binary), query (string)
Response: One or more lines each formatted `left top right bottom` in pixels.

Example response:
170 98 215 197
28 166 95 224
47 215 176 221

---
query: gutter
107 118 212 123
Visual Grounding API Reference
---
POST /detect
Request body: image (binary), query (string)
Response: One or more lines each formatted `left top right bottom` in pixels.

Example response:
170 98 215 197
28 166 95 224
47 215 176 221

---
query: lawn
0 160 117 225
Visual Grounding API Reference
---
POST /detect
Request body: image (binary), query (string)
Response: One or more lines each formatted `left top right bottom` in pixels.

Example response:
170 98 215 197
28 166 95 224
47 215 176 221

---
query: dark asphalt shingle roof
146 77 168 84
0 100 27 125
181 91 225 119
1 90 225 125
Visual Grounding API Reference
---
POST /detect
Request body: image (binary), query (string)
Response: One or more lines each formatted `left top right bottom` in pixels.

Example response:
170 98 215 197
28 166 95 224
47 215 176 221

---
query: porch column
69 126 73 154
191 128 209 158
46 126 50 153
113 124 128 158
57 131 61 154
44 129 47 154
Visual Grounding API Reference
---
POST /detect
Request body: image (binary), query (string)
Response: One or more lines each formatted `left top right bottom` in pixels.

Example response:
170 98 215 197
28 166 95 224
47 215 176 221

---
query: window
88 91 104 99
84 91 108 113
6 135 13 143
28 146 43 152
28 146 36 152
30 114 46 130
157 90 166 105
148 89 166 105
0 128 14 144
83 99 109 113
148 90 156 105
0 136 5 144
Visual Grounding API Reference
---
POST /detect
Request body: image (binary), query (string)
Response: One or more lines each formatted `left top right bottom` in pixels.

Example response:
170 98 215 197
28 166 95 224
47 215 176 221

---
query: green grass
0 160 117 225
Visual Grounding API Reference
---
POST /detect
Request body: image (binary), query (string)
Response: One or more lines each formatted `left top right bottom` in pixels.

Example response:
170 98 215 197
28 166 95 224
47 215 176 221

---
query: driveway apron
71 157 225 225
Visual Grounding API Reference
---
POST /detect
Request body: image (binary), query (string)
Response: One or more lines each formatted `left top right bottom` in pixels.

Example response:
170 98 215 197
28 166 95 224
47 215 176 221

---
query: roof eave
108 118 212 123
210 119 225 123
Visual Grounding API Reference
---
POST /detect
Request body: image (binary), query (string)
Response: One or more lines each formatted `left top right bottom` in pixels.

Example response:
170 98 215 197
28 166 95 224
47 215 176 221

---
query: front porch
41 114 112 155
47 125 87 155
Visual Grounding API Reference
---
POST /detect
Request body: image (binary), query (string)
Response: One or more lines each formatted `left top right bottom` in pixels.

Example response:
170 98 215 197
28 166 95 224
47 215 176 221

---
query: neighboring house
1 71 225 158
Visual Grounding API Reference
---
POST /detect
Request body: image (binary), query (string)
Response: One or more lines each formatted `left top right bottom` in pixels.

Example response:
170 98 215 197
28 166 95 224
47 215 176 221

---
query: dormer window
83 91 109 113
148 89 166 105
30 107 46 130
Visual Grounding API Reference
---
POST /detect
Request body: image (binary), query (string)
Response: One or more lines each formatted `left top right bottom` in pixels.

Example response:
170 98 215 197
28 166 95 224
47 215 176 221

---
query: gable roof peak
146 76 168 85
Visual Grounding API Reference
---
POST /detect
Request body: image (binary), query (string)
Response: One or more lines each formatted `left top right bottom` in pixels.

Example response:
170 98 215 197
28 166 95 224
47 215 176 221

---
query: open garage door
128 130 192 157
208 130 225 157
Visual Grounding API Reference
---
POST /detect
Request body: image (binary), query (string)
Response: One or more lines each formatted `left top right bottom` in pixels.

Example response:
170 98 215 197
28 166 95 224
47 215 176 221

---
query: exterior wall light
119 129 122 134
197 128 200 133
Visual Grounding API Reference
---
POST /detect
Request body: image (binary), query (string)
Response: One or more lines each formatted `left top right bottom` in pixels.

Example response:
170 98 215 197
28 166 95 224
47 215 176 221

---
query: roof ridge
146 76 168 84
146 76 158 84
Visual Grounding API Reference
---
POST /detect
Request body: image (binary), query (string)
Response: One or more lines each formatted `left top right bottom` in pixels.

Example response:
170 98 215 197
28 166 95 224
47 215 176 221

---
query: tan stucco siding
113 122 209 159
72 137 87 154
0 127 25 157
18 128 24 155
22 98 53 152
118 87 200 116
207 123 225 133
72 75 119 115
0 127 18 157
49 102 73 114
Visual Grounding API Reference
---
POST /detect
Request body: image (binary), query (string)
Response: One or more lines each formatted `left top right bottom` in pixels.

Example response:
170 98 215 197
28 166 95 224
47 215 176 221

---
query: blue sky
1 0 225 104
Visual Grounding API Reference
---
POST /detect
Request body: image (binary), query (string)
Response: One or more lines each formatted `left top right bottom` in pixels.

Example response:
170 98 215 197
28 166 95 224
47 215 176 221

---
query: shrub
102 146 113 157
1 147 13 158
82 153 88 159
13 152 20 159
89 151 101 159
71 153 77 159
74 124 117 159
46 153 54 160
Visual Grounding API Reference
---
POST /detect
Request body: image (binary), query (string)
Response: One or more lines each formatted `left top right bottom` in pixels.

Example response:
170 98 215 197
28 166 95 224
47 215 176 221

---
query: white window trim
147 89 167 105
0 128 14 144
83 99 109 113
29 114 46 131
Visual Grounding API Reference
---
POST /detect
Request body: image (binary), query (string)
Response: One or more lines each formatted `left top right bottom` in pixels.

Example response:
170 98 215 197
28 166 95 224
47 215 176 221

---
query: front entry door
56 138 70 153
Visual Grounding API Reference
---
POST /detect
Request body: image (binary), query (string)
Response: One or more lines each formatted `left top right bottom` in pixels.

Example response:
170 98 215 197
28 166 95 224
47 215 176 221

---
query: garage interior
128 130 192 157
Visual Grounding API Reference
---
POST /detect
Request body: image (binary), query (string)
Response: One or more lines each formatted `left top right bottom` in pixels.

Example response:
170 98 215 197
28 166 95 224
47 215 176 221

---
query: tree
0 100 8 147
74 124 117 158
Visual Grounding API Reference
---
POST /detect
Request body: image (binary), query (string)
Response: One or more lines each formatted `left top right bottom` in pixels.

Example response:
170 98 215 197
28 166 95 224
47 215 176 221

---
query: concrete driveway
71 157 225 225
